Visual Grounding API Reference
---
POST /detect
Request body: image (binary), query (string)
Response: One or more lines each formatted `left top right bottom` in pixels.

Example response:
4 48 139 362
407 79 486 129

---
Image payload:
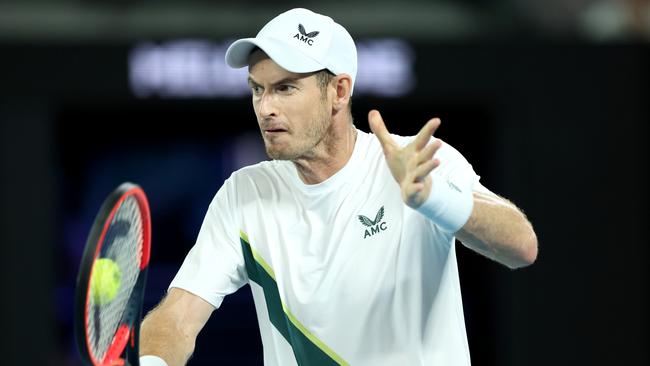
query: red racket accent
132 187 151 270
102 324 131 366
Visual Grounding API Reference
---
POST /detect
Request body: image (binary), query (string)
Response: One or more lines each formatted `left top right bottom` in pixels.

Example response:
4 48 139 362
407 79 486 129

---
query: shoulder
230 160 283 183
220 160 291 199
207 160 288 214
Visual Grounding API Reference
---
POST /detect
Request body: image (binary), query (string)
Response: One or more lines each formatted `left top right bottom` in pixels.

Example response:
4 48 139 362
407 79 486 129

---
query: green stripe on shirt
239 231 349 366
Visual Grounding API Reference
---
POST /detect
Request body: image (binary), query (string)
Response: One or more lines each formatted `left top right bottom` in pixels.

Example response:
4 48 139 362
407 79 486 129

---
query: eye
251 85 263 96
277 84 296 93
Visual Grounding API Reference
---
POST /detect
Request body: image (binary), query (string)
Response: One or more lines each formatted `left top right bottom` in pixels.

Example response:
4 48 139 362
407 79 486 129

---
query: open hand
368 110 443 208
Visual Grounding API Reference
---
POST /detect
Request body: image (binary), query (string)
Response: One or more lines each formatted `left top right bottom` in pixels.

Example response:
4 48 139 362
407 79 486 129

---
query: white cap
225 8 358 94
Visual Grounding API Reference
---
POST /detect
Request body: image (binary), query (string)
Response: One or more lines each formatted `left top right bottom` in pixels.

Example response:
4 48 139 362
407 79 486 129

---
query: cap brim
225 37 325 73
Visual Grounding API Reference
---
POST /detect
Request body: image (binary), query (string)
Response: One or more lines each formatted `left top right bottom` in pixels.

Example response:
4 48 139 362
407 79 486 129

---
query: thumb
368 110 396 152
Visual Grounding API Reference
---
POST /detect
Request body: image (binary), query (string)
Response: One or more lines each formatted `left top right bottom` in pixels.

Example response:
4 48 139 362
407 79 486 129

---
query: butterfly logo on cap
299 24 320 38
294 24 319 45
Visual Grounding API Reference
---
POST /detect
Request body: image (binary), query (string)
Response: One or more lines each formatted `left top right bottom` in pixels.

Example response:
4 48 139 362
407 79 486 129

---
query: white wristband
140 355 169 366
416 173 474 233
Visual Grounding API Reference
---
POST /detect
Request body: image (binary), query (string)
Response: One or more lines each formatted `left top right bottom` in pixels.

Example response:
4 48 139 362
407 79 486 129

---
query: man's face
247 50 332 161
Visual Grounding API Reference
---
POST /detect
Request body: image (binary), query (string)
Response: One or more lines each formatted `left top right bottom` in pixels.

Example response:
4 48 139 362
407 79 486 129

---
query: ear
331 74 352 112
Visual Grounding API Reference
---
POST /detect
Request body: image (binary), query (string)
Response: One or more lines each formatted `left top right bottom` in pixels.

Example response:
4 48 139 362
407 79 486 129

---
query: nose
258 92 278 119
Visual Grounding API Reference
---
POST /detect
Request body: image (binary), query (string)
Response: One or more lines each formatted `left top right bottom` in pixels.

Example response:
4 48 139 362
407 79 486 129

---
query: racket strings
87 195 144 362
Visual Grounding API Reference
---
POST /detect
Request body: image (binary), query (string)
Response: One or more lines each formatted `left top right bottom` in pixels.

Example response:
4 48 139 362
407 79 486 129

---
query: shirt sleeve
168 176 248 309
434 140 479 193
434 141 502 200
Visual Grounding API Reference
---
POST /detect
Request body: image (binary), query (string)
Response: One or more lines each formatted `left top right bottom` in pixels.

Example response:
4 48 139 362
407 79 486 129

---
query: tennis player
139 8 537 366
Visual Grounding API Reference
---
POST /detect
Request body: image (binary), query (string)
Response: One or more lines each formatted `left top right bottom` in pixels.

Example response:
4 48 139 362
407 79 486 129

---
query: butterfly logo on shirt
358 206 387 239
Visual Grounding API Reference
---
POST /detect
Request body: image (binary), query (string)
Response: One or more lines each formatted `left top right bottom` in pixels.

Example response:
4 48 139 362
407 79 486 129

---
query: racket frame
74 182 151 366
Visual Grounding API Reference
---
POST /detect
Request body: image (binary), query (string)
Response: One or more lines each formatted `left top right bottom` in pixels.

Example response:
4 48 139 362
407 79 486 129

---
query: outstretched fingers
417 138 442 165
412 158 440 182
412 118 441 150
368 110 397 153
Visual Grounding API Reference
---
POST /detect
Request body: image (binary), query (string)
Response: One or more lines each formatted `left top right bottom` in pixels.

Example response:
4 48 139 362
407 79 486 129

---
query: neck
293 121 357 185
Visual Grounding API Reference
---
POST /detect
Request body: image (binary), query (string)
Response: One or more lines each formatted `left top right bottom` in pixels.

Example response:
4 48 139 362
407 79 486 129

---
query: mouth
263 127 288 135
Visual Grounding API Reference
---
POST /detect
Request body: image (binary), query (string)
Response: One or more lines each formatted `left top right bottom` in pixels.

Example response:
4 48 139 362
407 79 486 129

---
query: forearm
140 287 217 366
456 192 538 269
140 305 195 366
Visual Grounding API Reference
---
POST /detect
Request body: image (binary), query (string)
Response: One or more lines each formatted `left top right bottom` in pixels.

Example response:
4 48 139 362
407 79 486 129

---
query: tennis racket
74 182 152 366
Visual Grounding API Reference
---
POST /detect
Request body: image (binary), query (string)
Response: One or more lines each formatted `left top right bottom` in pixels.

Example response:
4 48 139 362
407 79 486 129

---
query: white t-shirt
170 129 485 365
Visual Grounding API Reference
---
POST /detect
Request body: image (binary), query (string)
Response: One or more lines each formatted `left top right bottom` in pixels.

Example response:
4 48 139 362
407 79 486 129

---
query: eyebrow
247 75 306 87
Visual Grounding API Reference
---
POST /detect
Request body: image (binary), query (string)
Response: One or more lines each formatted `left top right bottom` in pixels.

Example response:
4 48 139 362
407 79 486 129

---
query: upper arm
456 190 538 268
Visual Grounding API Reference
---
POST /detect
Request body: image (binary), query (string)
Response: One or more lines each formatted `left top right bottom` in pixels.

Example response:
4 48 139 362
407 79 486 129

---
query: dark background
0 1 648 365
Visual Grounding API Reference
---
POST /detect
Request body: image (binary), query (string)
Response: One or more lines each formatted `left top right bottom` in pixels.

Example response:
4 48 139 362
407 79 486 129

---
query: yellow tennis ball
91 258 122 305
